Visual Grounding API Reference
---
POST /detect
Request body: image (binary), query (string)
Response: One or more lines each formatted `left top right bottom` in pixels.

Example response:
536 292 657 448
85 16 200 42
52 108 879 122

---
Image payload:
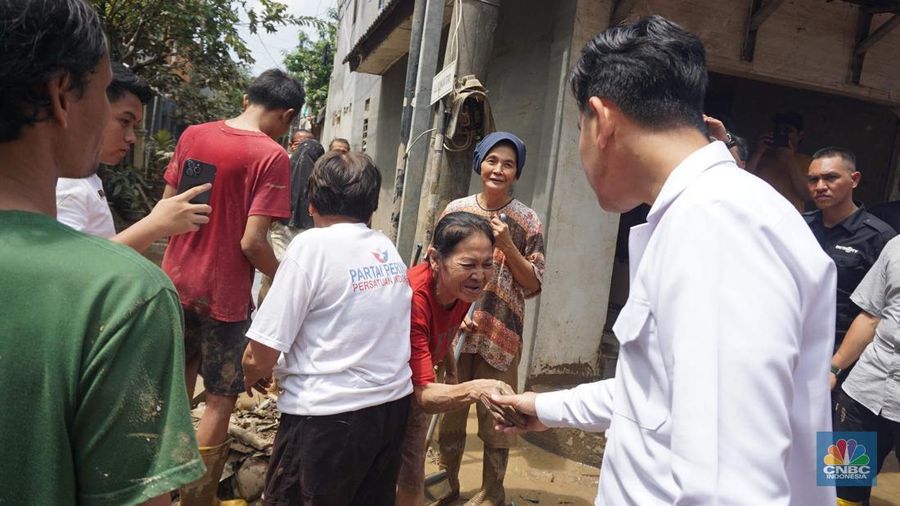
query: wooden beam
749 0 785 30
609 0 637 27
850 9 874 84
741 0 785 62
856 13 900 54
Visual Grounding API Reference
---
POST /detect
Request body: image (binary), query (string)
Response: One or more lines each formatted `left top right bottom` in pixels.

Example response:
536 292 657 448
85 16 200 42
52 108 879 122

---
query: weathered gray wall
371 56 407 235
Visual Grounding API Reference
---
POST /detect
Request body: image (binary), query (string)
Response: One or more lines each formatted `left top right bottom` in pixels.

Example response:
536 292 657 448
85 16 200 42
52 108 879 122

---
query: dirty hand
703 115 728 142
244 376 272 397
467 379 512 399
490 215 515 254
459 316 477 334
491 391 548 434
146 183 212 237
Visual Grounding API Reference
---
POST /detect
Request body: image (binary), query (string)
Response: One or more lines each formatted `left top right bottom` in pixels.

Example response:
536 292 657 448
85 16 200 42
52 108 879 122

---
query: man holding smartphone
160 69 304 503
747 111 813 212
56 62 211 252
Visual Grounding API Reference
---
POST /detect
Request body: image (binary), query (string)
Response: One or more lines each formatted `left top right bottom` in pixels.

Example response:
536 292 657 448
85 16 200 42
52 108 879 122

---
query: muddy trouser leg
467 352 518 506
437 352 477 498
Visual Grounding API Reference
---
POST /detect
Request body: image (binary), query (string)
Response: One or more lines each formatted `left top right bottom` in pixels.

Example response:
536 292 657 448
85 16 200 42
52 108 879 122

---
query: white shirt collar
646 141 737 225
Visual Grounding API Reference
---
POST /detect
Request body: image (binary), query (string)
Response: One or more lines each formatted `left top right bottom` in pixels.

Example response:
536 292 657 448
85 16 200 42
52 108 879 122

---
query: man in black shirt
803 147 895 368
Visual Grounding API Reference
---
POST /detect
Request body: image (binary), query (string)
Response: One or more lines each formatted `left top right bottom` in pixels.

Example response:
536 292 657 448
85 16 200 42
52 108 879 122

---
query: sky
237 0 338 76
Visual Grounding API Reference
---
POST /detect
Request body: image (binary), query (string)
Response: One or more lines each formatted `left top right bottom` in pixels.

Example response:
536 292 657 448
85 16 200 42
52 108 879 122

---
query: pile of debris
190 393 280 503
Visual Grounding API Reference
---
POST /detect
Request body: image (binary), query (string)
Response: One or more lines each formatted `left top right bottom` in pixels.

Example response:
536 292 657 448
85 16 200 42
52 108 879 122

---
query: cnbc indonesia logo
819 435 875 486
824 439 870 477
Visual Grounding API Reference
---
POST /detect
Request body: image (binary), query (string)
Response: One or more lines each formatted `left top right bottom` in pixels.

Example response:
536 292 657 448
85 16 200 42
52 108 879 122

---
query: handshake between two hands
477 383 547 434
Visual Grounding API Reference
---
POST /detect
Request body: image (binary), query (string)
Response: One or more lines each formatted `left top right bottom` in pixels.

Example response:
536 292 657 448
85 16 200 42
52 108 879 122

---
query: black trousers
834 390 900 503
263 395 411 506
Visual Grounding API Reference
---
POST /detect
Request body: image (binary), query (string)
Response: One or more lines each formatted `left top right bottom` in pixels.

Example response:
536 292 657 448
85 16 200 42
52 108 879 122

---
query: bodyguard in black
803 147 895 355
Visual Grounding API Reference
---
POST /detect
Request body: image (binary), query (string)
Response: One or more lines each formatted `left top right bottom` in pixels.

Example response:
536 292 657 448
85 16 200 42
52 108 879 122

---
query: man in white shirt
494 15 836 505
56 62 210 252
242 151 413 505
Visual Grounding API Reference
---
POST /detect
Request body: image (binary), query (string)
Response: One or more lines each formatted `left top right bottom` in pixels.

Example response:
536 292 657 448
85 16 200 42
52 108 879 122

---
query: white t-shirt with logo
56 174 116 238
247 222 413 416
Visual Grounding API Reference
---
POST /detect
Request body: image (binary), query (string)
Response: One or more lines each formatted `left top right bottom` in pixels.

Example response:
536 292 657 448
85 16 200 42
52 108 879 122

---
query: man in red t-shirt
160 69 304 503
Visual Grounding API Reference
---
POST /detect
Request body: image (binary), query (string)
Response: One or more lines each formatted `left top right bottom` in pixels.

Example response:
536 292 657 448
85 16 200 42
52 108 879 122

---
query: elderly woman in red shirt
396 212 512 506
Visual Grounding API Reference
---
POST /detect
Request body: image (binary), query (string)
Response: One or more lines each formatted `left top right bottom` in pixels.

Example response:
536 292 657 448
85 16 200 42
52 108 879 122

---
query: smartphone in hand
176 159 216 204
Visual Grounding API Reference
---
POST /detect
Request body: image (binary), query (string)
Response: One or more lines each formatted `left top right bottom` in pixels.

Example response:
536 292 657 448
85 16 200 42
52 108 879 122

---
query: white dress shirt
56 174 116 238
536 142 836 505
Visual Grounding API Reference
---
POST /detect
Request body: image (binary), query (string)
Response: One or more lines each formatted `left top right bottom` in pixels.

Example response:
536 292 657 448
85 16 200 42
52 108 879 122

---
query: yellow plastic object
836 499 864 506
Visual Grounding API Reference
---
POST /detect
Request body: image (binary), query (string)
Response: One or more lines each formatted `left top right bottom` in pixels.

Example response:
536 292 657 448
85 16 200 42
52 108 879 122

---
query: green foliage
145 129 176 178
98 164 155 216
283 8 338 114
91 0 320 125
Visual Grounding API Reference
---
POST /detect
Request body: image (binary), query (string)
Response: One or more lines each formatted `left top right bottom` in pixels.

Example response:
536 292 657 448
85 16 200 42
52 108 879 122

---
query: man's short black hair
246 69 305 112
813 146 857 171
108 62 152 104
0 0 108 142
773 111 804 132
307 151 381 222
570 15 707 132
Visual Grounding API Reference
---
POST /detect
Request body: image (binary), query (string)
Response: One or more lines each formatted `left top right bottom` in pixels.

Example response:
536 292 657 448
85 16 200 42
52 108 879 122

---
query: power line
255 31 283 69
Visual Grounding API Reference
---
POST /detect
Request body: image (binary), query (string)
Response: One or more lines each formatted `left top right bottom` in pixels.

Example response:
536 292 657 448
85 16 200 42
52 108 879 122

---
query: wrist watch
830 364 842 376
724 131 737 149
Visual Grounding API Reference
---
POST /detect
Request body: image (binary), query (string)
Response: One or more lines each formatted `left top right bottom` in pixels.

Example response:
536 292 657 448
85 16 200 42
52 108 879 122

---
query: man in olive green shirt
0 1 203 504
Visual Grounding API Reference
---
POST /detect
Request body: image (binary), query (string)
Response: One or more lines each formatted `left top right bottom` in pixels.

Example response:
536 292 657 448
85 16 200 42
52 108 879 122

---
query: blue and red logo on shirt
350 250 406 293
371 249 389 263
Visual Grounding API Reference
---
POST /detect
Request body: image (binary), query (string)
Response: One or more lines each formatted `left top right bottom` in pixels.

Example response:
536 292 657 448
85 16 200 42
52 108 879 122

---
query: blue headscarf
472 131 526 178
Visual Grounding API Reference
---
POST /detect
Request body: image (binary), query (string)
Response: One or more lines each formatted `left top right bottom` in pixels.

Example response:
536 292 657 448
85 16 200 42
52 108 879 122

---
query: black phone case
176 159 216 204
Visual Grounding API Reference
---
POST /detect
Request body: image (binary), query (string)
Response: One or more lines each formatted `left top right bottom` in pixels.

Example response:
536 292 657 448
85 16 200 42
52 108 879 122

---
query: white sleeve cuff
246 329 291 354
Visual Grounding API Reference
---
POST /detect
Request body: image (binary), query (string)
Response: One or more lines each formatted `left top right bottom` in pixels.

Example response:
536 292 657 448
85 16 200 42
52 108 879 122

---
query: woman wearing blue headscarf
436 131 545 505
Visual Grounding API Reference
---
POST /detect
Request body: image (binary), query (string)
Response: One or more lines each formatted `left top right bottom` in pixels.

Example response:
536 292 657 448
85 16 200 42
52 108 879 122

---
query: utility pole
389 0 446 259
413 0 502 247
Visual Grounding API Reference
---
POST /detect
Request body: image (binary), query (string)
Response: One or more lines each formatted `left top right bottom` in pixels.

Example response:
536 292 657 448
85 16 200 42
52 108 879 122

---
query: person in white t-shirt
56 62 210 252
242 151 413 505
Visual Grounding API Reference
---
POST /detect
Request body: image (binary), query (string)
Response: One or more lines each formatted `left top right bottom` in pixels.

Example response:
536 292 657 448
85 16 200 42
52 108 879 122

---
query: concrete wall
524 0 619 387
371 56 407 235
322 0 386 149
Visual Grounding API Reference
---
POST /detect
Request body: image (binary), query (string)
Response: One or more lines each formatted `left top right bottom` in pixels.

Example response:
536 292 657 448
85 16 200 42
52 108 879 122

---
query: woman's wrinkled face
480 144 517 194
433 232 494 304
